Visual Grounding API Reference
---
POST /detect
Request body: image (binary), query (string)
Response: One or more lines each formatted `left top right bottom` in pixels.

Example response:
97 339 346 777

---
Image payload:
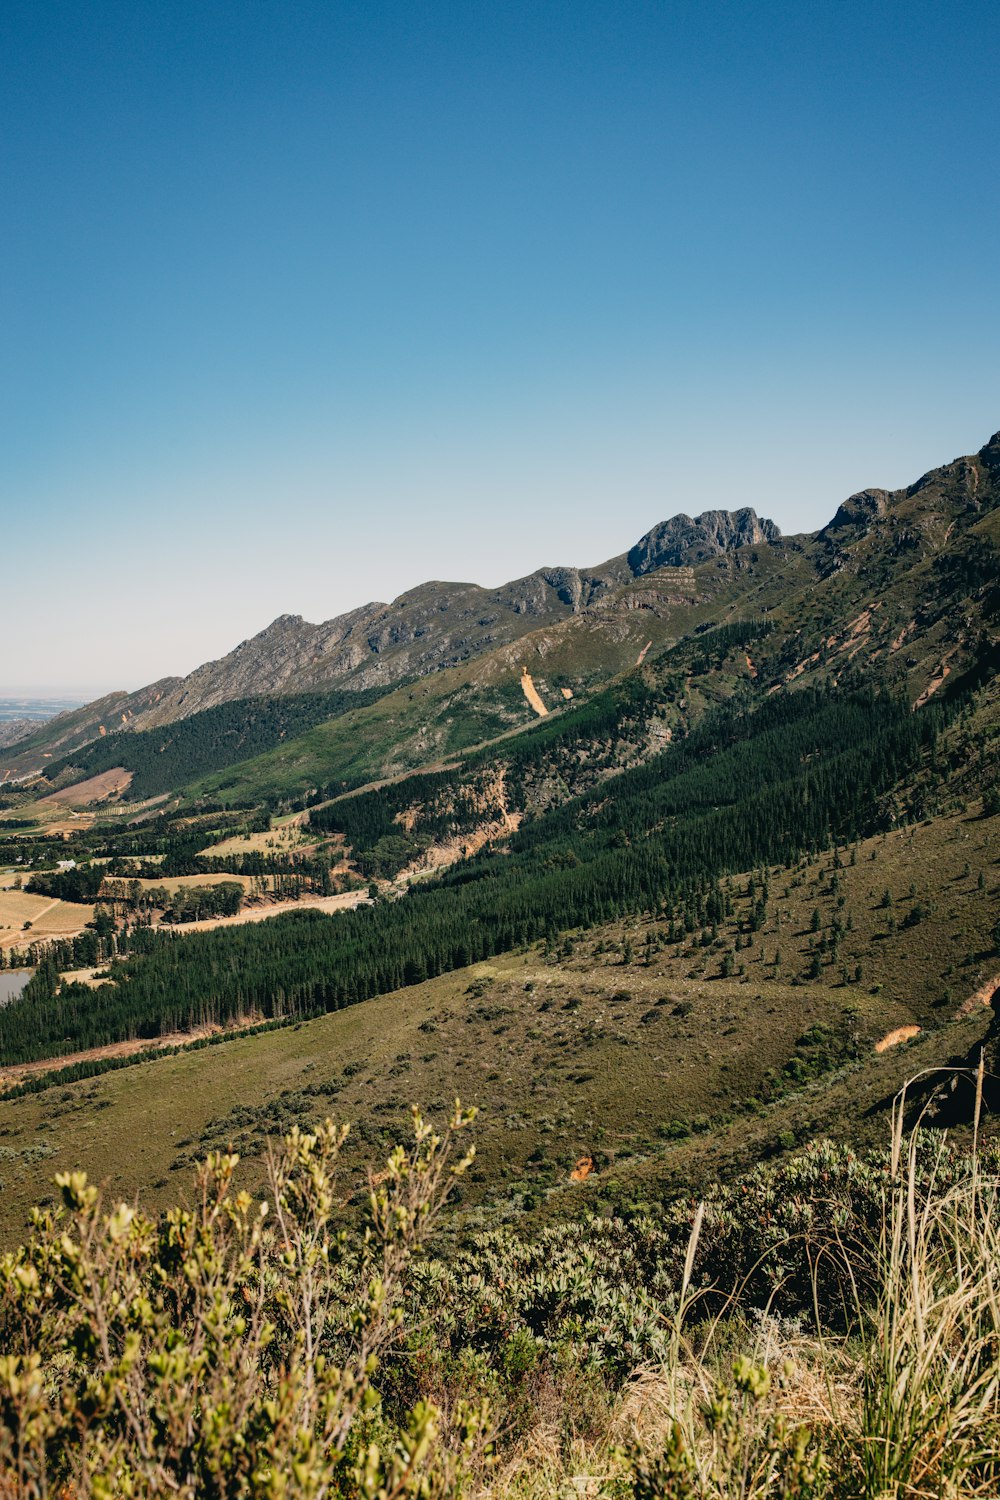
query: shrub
0 1106 480 1498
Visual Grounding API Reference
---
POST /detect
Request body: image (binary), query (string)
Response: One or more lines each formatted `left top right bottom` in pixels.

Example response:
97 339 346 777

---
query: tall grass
852 1056 1000 1498
483 1062 1000 1498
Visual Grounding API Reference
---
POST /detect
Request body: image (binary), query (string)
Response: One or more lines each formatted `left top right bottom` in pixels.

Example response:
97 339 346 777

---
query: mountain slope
0 434 997 1257
148 425 1000 809
0 507 784 781
3 429 997 811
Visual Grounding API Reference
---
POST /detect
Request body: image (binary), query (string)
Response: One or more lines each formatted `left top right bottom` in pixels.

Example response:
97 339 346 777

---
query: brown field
39 768 133 807
201 819 321 859
167 888 369 935
117 872 256 895
0 805 94 836
0 889 94 950
59 967 111 988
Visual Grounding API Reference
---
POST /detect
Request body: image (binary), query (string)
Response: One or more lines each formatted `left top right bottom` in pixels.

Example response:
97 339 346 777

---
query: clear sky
3 0 998 696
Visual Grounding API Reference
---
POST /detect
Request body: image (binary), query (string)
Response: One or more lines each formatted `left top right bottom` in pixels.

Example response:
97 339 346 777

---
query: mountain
58 503 783 730
628 506 781 572
2 431 998 805
0 504 782 782
2 429 998 1500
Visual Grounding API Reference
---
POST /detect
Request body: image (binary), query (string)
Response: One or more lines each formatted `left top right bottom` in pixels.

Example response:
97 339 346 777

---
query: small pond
0 969 33 1006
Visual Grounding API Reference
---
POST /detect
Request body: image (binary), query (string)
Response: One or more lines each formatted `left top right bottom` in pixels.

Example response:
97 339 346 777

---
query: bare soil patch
520 668 549 717
956 974 1000 1018
874 1024 921 1053
914 657 954 709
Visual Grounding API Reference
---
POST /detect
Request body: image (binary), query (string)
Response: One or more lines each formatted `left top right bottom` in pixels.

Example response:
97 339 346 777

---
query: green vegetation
2 1101 999 1497
0 688 940 1065
0 434 998 1494
43 683 404 801
1 799 993 1243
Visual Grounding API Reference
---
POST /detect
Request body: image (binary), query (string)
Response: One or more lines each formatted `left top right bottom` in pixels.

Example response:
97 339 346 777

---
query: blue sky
3 0 998 695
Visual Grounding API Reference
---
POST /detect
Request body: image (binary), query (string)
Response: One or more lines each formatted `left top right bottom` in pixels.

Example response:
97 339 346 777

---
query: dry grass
476 1073 1000 1498
37 767 133 806
165 887 368 935
201 819 320 858
120 871 256 894
0 889 94 949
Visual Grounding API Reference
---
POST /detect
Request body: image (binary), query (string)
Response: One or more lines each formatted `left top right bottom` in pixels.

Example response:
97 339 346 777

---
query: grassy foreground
2 1085 999 1497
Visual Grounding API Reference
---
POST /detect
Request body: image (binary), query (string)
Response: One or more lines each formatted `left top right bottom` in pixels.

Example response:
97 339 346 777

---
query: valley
0 806 994 1242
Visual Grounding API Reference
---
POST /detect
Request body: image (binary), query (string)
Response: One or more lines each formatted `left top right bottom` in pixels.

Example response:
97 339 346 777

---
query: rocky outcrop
823 488 891 533
979 430 1000 478
0 720 36 751
627 508 781 575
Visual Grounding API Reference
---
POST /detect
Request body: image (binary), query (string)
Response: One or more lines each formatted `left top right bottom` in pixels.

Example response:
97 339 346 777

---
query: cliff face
627 508 781 575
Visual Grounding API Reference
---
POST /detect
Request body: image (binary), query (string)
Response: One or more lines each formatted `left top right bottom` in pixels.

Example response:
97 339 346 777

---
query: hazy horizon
4 0 997 697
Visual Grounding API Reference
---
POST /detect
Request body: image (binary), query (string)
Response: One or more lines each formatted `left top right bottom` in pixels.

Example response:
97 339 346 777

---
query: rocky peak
627 508 781 576
234 614 307 649
979 430 1000 476
823 488 891 533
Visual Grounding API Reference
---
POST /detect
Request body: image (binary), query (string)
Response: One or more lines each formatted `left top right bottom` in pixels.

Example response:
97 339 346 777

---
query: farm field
38 767 133 807
200 810 310 858
201 816 323 859
0 888 94 951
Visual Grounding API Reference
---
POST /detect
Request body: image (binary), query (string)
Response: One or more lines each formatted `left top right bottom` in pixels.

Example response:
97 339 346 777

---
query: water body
0 969 32 1006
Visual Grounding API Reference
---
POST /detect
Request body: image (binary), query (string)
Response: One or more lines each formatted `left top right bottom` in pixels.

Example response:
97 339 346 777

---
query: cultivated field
0 888 94 950
38 767 133 807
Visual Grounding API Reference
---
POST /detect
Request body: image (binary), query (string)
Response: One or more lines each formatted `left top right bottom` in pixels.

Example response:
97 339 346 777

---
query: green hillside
39 682 403 802
0 802 994 1242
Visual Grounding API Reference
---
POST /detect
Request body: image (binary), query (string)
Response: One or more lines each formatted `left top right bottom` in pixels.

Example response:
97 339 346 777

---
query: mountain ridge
3 429 997 792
